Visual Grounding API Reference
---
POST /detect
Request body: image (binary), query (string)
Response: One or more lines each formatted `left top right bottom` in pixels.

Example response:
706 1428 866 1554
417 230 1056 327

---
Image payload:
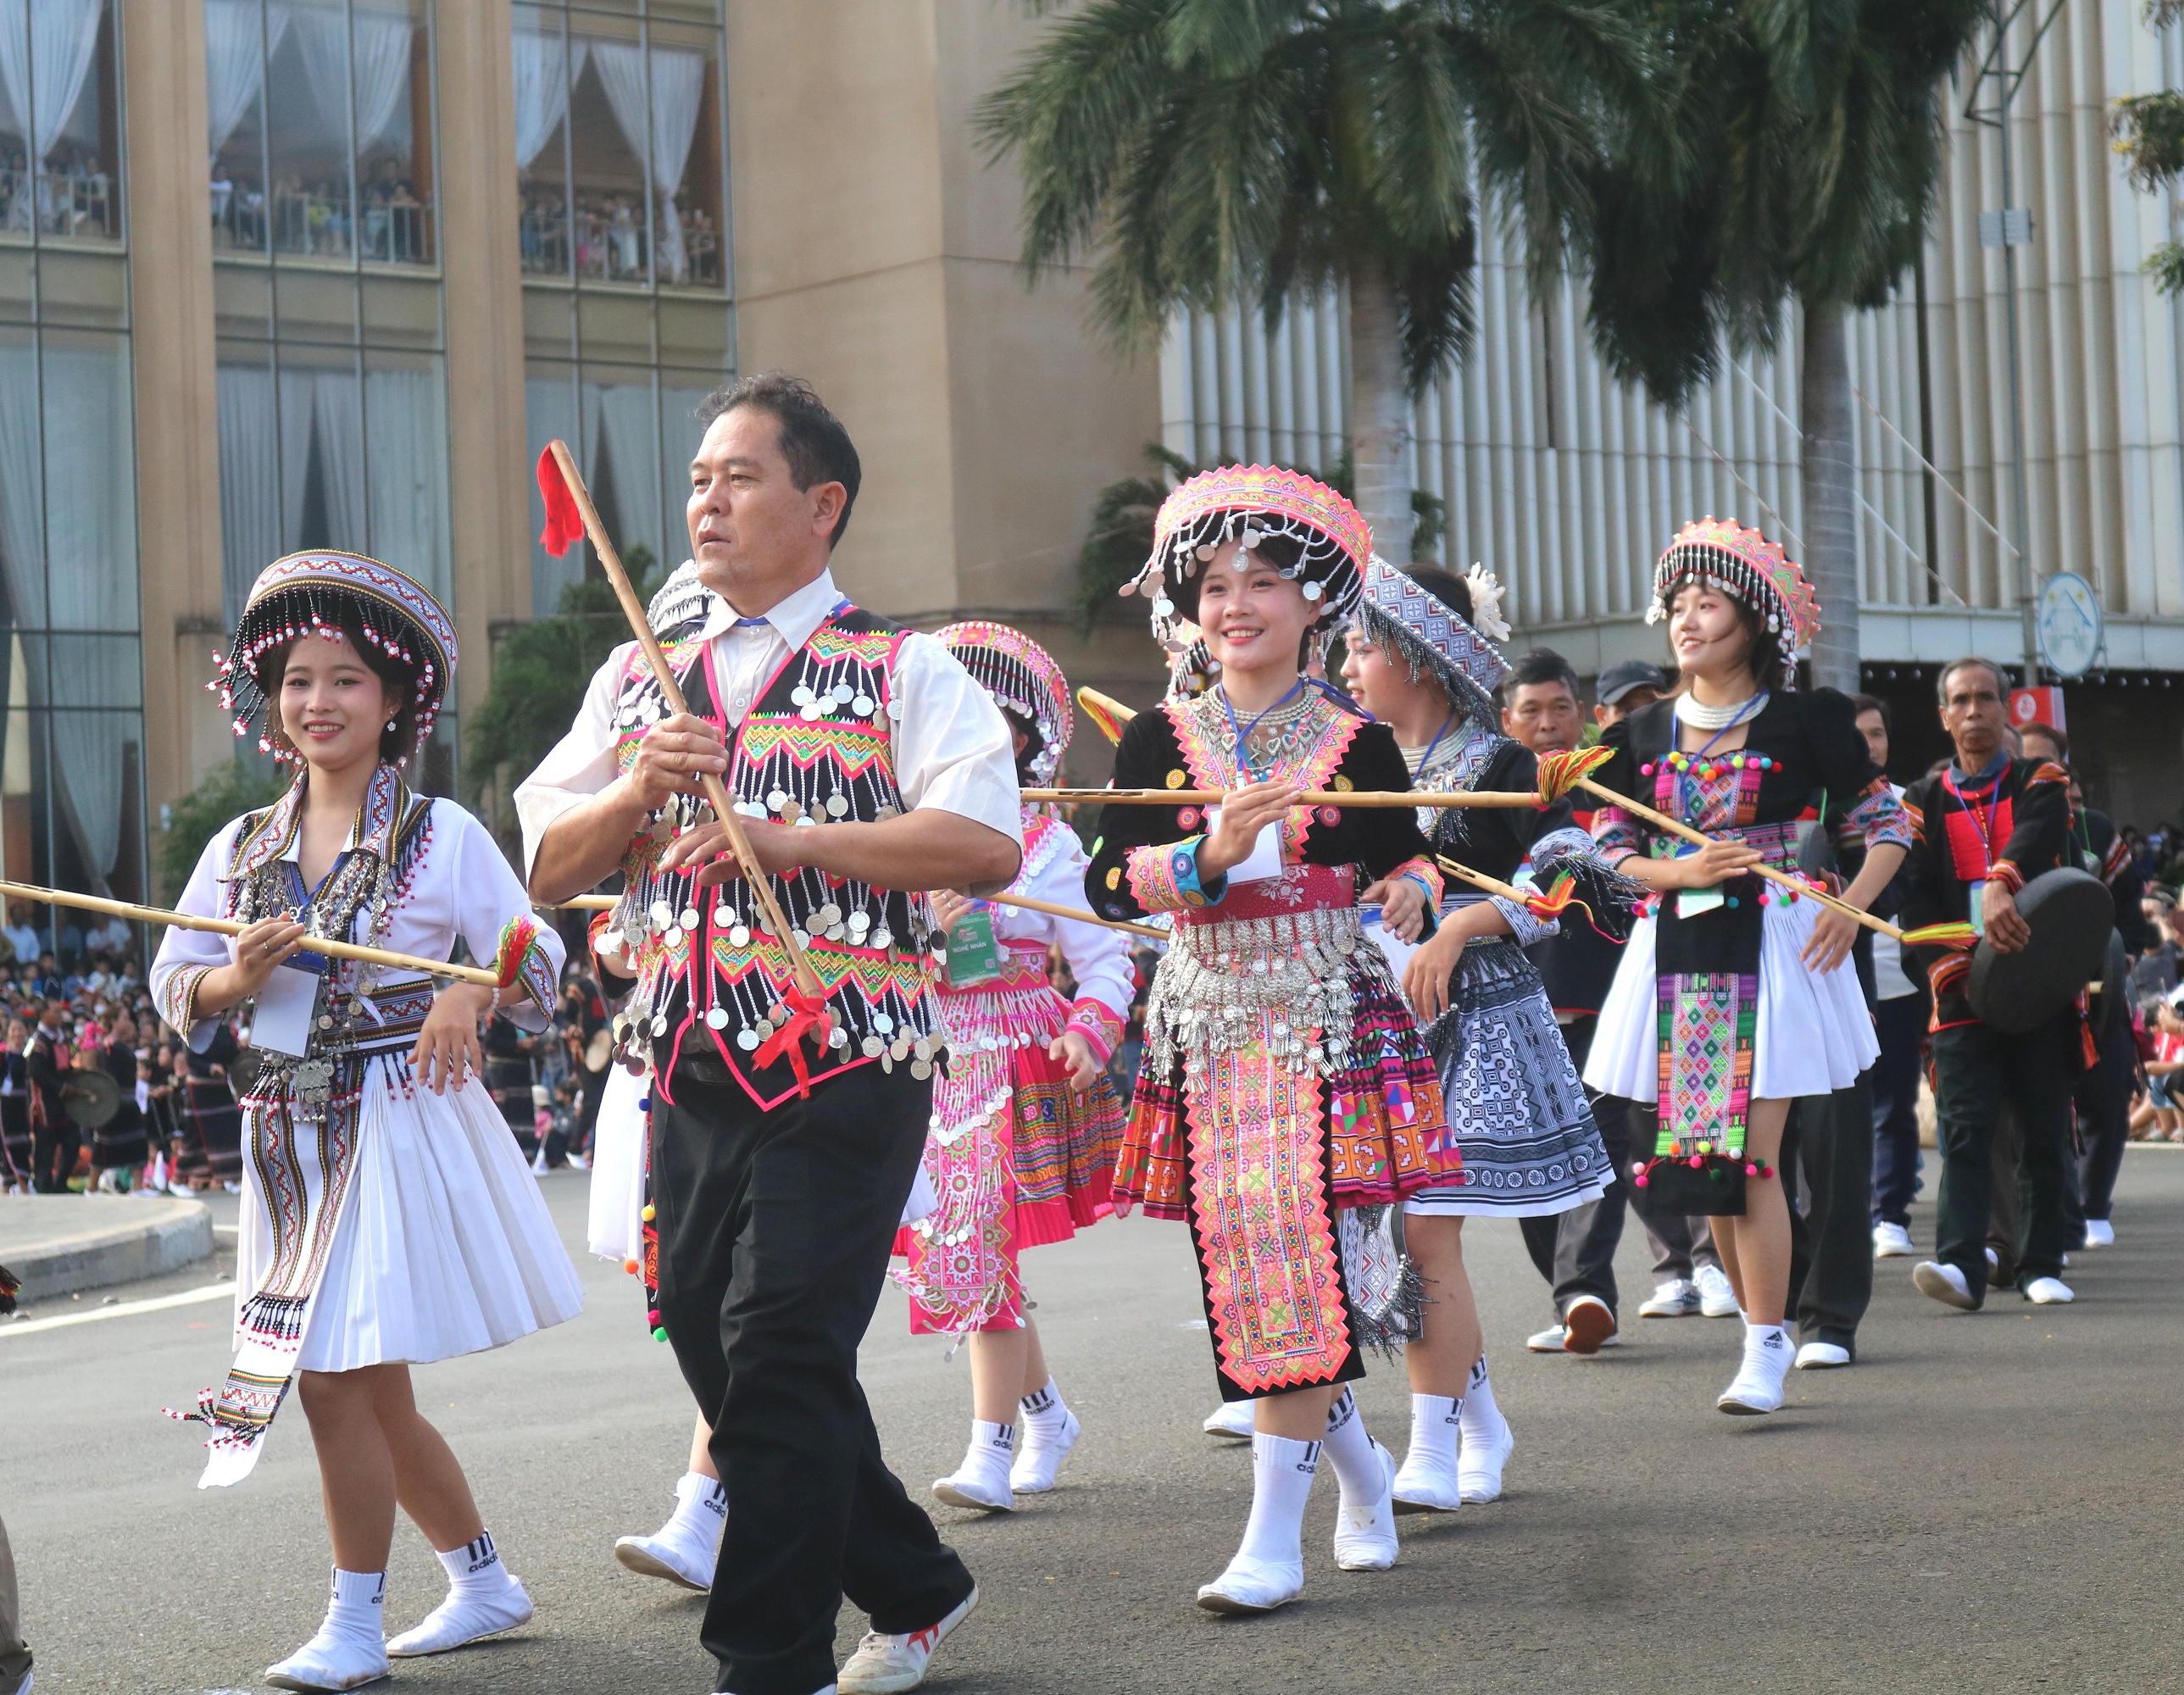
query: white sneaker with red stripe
836 1587 978 1694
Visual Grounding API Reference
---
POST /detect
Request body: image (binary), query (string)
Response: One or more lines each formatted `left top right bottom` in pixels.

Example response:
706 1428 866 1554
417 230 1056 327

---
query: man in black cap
1592 659 1668 727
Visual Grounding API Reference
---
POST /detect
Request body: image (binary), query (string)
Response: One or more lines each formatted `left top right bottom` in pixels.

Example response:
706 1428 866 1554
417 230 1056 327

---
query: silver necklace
1673 689 1767 731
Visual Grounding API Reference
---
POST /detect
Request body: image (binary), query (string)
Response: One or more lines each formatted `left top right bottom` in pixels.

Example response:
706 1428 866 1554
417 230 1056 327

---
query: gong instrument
1964 867 2113 1035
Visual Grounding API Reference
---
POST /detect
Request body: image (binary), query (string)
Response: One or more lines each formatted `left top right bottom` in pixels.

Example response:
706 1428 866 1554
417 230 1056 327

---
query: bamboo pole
1570 775 1910 942
542 890 1164 943
0 878 502 987
1020 786 1540 809
543 441 831 1036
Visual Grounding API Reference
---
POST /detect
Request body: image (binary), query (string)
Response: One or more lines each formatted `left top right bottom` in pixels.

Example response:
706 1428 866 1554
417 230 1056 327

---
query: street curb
1 1197 214 1302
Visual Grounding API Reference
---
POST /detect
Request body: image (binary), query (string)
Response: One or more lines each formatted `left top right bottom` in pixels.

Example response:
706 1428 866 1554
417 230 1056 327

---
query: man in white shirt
520 375 1016 1695
1 909 37 967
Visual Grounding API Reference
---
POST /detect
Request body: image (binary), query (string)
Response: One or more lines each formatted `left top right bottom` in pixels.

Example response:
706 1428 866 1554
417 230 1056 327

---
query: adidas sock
1019 1377 1070 1442
325 1567 386 1647
664 1471 727 1546
1236 1432 1319 1567
955 1419 1014 1494
1459 1353 1507 1438
1405 1392 1463 1470
435 1531 518 1599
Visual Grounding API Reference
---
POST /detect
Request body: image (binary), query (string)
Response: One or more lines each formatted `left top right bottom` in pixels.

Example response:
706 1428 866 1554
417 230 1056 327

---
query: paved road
5 1153 2180 1695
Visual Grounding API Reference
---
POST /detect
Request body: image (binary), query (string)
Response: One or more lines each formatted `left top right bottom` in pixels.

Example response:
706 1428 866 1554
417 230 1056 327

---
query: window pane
362 271 441 348
215 342 279 625
657 296 727 365
0 248 29 322
363 351 450 605
649 21 723 289
47 705 142 895
567 17 647 284
275 264 357 342
0 328 45 630
40 331 136 634
583 365 663 581
525 360 578 614
514 4 570 278
659 375 712 566
207 0 272 255
522 281 574 359
358 0 433 267
214 260 271 338
269 1 355 262
0 0 123 246
49 636 140 705
577 287 649 362
36 248 125 331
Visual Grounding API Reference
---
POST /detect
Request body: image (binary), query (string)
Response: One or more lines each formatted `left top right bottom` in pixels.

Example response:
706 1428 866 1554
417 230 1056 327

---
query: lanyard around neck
1220 679 1306 781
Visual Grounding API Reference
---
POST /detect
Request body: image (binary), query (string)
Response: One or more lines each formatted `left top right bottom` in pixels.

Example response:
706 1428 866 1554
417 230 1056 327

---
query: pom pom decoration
493 913 542 991
1900 920 1980 951
1533 745 1616 808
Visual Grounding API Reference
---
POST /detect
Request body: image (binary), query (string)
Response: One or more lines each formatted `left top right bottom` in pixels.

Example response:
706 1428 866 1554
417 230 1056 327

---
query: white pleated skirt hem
235 1059 586 1374
1582 902 1879 1106
1403 1171 1614 1220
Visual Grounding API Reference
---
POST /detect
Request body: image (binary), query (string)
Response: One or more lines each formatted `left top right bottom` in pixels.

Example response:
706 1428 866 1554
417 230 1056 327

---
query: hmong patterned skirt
1406 938 1612 1218
1114 920 1453 1402
894 975 1125 1336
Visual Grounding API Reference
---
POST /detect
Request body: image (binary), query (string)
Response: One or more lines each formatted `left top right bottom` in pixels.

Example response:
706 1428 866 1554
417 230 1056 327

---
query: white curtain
0 341 136 887
364 365 449 603
205 0 289 158
593 381 661 574
512 31 585 172
0 0 103 165
526 375 580 617
311 370 366 552
587 42 707 284
277 367 315 551
287 2 414 153
217 364 282 629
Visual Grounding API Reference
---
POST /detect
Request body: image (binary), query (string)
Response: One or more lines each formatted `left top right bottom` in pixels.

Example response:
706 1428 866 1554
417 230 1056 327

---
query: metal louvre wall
1159 0 2184 661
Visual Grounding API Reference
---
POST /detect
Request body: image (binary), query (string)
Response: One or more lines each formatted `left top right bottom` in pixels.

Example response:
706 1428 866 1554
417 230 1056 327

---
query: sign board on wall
2009 686 2066 734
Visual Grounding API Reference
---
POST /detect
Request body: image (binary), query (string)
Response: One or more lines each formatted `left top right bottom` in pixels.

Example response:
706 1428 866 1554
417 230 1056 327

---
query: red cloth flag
536 445 585 556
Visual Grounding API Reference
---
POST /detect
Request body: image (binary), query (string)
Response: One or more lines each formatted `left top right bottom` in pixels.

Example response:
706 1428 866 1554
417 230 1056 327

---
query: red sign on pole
2009 686 2066 733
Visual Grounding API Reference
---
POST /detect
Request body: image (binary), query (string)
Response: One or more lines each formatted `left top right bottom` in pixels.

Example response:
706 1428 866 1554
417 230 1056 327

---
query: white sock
956 1419 1014 1492
1459 1354 1507 1438
1405 1392 1462 1469
325 1567 386 1646
1019 1377 1070 1441
1236 1432 1319 1567
664 1471 727 1545
436 1531 517 1598
1745 1321 1788 1351
1319 1389 1385 1512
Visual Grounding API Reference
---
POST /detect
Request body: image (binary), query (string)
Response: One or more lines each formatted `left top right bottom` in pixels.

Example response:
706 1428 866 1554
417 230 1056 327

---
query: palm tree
1583 0 1986 692
979 0 1661 564
2112 3 2184 294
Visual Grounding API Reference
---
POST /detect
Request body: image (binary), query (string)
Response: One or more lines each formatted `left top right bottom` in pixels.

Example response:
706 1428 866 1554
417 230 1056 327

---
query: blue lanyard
1220 679 1306 781
1675 691 1767 823
1414 711 1456 777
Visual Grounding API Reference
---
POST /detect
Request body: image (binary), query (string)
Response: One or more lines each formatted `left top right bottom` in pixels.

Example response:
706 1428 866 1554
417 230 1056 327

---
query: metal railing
518 202 722 286
0 167 119 243
211 184 434 267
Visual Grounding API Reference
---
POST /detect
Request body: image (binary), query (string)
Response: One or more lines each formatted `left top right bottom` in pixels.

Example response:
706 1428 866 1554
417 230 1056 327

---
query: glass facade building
0 0 144 936
205 0 455 790
514 0 731 614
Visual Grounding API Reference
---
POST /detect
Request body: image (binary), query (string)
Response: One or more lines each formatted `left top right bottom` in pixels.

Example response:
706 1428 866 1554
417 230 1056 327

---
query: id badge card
1669 847 1723 918
248 958 325 1058
1204 809 1283 885
942 904 1006 989
1968 880 1987 938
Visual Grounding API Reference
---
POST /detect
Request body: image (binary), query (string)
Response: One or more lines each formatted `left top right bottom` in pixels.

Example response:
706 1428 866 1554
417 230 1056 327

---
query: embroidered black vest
609 604 941 1104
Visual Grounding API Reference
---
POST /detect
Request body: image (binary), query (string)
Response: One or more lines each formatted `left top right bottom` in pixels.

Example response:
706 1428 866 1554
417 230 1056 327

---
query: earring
386 719 398 734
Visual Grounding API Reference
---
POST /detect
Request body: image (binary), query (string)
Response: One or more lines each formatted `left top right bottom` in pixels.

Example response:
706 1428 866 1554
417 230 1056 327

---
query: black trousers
1518 1093 1631 1320
1868 992 1927 1225
1931 1014 2076 1303
2072 1018 2136 1226
30 1120 76 1193
651 1057 972 1695
1783 1075 1876 1353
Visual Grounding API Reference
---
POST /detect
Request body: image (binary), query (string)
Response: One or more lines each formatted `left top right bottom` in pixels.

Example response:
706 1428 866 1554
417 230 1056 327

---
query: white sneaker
1717 1329 1792 1414
837 1587 977 1693
2024 1276 2075 1304
930 1466 1014 1513
614 1527 714 1591
530 1148 550 1175
1455 1414 1512 1505
385 1576 534 1656
1912 1259 1978 1310
1009 1407 1080 1494
1195 1553 1303 1614
1331 1439 1400 1570
566 1152 590 1170
1638 1277 1700 1317
1525 1321 1620 1353
1984 1246 1999 1272
264 1631 390 1691
1694 1264 1740 1317
1871 1221 1915 1258
1794 1342 1851 1370
1203 1399 1255 1440
1560 1295 1617 1353
2083 1220 2115 1248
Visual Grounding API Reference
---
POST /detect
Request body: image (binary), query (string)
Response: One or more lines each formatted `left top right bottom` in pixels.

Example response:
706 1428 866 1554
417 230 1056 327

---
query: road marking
0 1281 234 1339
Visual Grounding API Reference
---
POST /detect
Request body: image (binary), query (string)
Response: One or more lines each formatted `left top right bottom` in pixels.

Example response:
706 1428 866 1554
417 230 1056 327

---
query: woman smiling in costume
1085 467 1454 1614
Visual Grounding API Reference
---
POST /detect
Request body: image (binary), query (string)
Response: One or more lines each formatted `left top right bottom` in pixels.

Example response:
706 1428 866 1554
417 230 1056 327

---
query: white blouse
152 795 564 1052
987 819 1136 1021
